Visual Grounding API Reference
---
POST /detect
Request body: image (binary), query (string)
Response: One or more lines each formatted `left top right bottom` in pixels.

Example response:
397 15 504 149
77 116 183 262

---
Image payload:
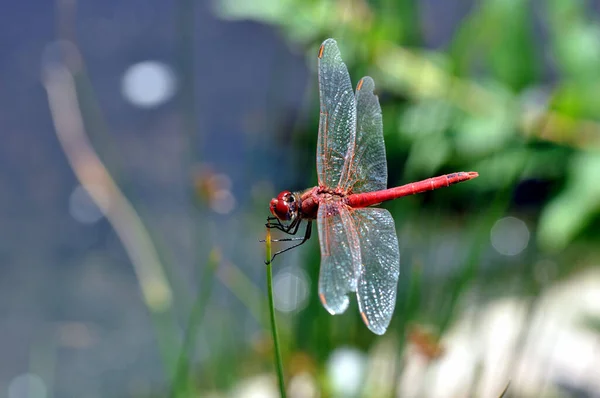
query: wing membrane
317 39 357 190
315 40 399 334
317 201 361 314
352 208 400 335
341 76 387 193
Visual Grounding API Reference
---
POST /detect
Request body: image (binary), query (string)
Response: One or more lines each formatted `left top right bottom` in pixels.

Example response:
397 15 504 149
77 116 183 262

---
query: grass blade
265 228 286 397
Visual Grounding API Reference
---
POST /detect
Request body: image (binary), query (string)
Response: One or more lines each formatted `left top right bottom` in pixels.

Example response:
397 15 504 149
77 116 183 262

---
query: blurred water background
2 0 600 397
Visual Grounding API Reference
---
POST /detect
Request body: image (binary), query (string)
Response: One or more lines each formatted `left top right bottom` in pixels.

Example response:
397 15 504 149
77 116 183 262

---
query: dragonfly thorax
269 190 301 222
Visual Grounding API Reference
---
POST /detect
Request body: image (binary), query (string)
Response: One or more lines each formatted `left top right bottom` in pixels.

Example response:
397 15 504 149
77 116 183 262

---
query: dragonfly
266 38 478 335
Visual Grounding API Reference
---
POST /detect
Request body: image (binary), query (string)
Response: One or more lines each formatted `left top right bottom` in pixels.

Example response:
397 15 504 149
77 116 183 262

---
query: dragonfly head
269 190 299 222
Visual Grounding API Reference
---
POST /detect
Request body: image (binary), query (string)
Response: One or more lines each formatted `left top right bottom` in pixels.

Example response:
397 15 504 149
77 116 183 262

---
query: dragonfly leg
262 217 300 242
271 236 305 242
265 216 280 229
268 217 302 242
268 221 312 263
270 233 307 243
265 216 294 233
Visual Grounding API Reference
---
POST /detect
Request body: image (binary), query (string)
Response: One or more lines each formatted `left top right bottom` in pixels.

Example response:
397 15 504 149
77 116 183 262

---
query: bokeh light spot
273 267 309 313
8 373 47 398
210 190 236 214
326 347 366 396
121 61 176 108
490 216 530 256
69 184 109 224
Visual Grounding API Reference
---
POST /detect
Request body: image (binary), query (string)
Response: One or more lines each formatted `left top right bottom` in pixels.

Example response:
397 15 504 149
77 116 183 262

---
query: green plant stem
265 229 286 397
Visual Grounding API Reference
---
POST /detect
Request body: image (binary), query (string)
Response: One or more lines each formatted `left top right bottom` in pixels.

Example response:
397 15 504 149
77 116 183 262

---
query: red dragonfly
267 39 478 335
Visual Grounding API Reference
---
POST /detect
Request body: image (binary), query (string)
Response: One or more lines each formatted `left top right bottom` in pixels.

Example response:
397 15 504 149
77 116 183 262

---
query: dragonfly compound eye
270 191 294 221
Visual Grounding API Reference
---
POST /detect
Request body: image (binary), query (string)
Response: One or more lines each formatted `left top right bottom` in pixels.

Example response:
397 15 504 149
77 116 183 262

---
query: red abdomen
346 172 478 208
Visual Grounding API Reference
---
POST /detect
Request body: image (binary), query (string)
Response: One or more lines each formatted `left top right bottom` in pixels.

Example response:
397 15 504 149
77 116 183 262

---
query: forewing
317 39 357 190
340 76 387 193
352 208 399 335
317 201 361 314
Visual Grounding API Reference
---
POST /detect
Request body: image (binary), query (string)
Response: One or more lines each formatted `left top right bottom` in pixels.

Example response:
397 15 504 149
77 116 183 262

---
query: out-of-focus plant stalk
43 62 173 313
171 248 220 397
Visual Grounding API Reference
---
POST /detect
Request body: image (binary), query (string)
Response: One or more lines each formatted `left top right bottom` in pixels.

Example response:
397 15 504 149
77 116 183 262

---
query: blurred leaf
404 134 451 178
556 24 600 78
472 148 528 189
215 0 295 24
375 46 452 99
538 152 600 251
400 99 455 139
546 0 600 81
399 98 455 176
544 0 600 120
522 147 569 179
451 79 517 156
580 315 600 334
485 0 539 90
377 0 421 45
214 0 376 44
550 81 600 119
455 113 513 157
450 0 539 90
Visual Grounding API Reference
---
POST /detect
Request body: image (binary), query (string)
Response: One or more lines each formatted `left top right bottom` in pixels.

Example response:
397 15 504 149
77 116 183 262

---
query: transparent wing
316 38 357 190
316 201 361 314
340 76 387 194
352 208 399 335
